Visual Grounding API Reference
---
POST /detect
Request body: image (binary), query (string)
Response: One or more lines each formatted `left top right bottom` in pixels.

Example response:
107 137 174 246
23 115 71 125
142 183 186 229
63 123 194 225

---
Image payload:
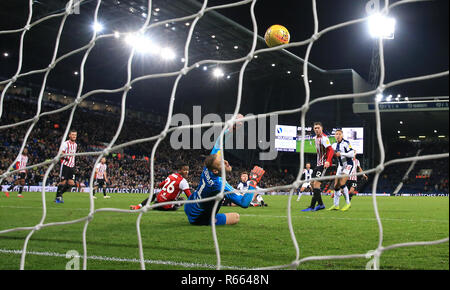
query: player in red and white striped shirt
93 157 109 199
346 157 368 201
55 130 78 203
301 122 334 212
5 148 29 198
130 163 191 211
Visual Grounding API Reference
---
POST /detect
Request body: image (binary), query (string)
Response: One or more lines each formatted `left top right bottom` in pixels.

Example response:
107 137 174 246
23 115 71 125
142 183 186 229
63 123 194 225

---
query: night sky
0 0 448 100
208 0 449 97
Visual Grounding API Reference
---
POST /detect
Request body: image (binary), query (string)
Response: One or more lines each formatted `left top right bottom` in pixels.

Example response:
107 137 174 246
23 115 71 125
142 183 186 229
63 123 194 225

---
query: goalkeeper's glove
248 166 265 188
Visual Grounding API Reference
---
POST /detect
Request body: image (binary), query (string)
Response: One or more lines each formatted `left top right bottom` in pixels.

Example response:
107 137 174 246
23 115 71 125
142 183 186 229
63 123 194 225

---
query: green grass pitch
0 192 448 270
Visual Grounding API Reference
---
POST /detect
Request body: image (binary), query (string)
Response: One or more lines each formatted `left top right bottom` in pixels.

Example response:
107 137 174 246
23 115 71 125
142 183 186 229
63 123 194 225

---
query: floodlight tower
366 0 396 89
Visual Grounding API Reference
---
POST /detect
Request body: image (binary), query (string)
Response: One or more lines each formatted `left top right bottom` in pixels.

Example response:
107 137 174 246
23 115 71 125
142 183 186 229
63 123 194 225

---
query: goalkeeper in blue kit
184 120 265 226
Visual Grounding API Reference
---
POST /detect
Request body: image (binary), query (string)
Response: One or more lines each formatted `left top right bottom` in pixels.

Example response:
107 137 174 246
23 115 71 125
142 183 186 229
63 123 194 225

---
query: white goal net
0 0 448 270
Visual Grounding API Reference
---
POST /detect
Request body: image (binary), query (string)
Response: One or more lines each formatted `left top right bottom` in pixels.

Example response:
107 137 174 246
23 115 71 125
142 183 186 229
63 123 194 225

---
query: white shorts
337 164 354 176
301 182 311 189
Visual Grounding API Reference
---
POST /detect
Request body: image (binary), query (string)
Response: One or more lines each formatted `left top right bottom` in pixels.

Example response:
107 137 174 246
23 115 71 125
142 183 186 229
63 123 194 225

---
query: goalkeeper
184 117 265 226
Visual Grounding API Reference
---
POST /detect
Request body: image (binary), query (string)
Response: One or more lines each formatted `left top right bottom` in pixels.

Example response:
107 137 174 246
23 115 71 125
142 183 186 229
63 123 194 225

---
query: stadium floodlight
125 33 160 55
92 21 104 33
213 68 225 78
375 93 384 102
160 47 176 61
386 95 393 101
3 52 9 57
368 13 396 39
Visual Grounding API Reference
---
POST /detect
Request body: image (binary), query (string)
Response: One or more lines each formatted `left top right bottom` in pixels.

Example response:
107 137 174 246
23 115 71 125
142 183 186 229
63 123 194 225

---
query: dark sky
207 0 449 97
0 0 448 100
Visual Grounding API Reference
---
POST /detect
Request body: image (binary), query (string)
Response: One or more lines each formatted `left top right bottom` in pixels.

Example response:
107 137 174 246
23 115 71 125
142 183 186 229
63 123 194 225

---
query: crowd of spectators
374 139 449 194
0 94 291 192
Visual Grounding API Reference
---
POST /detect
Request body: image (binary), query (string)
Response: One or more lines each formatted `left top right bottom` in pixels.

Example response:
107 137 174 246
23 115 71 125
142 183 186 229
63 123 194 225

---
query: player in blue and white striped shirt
327 129 355 211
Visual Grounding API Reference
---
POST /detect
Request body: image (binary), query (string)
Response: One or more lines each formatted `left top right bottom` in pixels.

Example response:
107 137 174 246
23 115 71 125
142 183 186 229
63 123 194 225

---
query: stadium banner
353 100 449 113
70 187 161 194
1 185 58 192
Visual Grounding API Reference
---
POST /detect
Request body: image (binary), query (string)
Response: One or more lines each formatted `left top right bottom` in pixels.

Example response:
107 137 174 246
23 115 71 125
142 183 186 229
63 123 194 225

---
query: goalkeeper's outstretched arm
225 166 265 208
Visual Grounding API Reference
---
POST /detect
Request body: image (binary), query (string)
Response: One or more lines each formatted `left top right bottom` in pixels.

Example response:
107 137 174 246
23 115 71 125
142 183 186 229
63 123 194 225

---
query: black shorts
95 179 105 187
60 165 75 181
312 165 332 179
346 180 358 191
19 172 26 179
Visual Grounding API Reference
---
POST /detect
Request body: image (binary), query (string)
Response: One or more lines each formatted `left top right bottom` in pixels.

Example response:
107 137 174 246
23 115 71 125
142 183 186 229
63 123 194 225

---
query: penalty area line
0 248 247 270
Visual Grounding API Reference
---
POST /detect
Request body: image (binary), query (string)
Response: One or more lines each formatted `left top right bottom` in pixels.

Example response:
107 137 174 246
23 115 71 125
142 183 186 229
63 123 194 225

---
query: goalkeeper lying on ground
184 118 265 226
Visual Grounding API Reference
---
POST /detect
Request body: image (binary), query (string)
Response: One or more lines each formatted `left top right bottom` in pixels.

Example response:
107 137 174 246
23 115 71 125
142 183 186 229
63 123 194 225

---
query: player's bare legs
6 177 25 197
328 176 351 211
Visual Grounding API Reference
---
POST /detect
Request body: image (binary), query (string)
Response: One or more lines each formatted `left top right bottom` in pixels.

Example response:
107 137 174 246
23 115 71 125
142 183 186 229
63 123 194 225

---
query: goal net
0 0 448 270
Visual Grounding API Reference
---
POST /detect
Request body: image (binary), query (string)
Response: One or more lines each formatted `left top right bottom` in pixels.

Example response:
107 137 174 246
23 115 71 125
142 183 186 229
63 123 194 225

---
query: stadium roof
0 0 327 90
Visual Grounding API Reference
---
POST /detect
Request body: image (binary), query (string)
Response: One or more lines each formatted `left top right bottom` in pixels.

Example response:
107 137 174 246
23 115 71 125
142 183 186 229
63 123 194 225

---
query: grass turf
0 192 448 270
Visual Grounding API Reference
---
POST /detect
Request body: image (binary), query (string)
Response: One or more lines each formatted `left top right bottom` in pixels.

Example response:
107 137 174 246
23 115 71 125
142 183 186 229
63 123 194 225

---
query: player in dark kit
301 122 334 212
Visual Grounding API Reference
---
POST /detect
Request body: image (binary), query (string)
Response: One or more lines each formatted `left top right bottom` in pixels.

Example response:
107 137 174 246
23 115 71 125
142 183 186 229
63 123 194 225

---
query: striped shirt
16 154 28 173
332 139 354 167
314 134 332 166
303 169 313 181
61 140 77 168
349 158 360 181
95 163 107 179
